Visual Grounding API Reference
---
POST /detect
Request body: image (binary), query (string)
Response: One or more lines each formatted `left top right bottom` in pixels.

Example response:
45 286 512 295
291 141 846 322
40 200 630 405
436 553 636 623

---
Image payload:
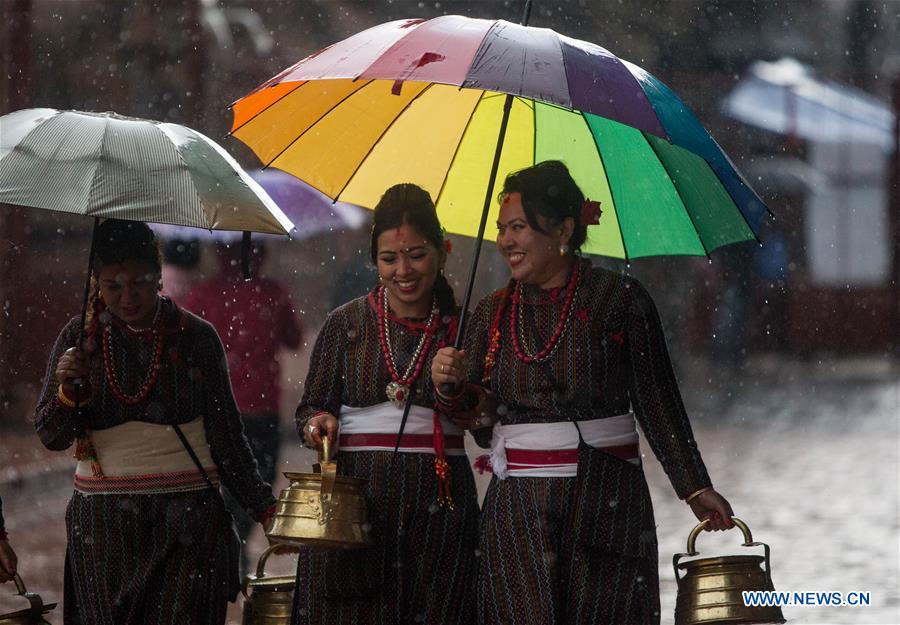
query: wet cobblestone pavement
2 356 897 624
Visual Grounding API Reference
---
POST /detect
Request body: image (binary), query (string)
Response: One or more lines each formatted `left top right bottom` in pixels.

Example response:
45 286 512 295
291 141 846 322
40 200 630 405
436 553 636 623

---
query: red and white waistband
337 402 466 455
485 414 640 479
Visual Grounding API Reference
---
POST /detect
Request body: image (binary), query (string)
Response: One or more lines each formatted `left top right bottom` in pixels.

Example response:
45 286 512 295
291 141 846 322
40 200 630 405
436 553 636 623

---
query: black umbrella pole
520 0 533 26
442 93 514 396
74 217 100 404
77 217 100 348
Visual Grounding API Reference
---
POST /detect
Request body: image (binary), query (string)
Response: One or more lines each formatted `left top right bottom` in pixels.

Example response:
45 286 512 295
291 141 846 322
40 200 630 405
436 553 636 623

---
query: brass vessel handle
319 436 337 502
241 544 282 599
6 572 48 613
255 544 280 579
322 435 332 463
686 516 752 555
13 572 27 595
674 517 775 589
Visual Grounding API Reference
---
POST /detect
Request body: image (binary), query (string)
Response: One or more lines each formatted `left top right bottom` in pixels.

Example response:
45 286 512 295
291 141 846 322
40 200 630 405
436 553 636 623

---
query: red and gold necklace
482 262 581 381
102 301 164 405
510 260 581 363
376 285 440 408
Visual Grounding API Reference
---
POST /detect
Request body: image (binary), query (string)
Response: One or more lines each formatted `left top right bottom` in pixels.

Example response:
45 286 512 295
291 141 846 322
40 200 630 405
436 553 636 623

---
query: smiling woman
294 184 478 625
433 161 736 625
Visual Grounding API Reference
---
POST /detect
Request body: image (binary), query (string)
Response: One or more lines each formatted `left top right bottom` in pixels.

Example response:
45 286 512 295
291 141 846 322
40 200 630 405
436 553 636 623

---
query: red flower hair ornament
580 198 602 226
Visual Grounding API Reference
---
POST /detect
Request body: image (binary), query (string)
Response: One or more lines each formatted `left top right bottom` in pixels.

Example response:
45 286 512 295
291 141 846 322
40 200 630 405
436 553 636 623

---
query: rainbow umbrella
229 14 767 260
229 11 769 347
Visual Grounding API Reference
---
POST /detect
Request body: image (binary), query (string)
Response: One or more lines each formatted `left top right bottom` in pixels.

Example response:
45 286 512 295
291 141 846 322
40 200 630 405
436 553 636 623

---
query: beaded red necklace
102 301 164 405
510 260 580 363
376 285 440 408
483 261 581 381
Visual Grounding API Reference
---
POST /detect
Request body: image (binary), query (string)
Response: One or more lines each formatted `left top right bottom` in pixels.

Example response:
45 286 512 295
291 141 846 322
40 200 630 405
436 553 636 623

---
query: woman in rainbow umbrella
297 184 479 625
432 161 735 625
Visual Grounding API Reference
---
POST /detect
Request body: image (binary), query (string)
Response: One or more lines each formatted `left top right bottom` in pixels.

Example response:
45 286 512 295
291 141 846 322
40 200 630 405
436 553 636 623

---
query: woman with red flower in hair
432 160 734 625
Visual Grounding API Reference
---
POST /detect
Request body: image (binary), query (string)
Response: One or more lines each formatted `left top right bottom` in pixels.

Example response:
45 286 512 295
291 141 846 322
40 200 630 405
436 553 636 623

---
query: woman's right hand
55 346 89 389
432 346 467 390
302 413 338 451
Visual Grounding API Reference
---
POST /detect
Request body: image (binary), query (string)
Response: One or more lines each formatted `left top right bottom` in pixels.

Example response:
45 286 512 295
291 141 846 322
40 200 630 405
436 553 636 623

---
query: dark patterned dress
464 258 712 625
292 292 479 625
33 298 275 625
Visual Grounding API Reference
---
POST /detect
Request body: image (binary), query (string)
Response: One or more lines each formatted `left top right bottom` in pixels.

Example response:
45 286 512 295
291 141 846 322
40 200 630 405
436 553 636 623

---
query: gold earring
559 244 568 257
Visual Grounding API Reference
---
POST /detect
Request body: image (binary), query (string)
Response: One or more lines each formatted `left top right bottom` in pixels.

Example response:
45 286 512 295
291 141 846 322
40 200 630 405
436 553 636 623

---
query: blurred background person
185 241 303 573
160 236 202 303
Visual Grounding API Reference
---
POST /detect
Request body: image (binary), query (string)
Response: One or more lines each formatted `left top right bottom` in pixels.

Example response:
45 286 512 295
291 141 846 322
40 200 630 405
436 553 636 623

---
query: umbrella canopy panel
0 108 294 235
231 15 766 259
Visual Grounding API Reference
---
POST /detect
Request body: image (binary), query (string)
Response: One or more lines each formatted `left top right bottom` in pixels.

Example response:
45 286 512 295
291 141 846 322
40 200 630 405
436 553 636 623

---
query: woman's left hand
688 488 735 531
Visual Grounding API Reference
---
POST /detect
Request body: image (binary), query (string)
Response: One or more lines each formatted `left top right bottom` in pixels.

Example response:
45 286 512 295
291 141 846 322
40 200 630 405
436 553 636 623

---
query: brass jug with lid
241 545 294 625
267 437 369 548
0 573 57 625
673 517 785 625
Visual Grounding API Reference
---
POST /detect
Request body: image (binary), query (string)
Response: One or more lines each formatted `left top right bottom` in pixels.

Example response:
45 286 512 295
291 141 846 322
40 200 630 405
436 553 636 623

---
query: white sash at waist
490 413 639 479
74 417 218 495
338 402 465 455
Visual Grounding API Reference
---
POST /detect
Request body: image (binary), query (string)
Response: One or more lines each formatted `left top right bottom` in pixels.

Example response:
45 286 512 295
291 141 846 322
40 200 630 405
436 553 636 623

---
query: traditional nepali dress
33 298 275 625
464 258 712 625
292 291 479 625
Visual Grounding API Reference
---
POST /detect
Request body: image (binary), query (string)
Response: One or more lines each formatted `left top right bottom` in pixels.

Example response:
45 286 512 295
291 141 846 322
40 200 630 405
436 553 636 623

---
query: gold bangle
435 383 466 402
685 486 713 504
57 384 78 408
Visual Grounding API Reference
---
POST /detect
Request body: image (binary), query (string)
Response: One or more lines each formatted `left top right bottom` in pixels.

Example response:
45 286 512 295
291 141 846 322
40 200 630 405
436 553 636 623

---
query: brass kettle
0 573 57 625
241 545 295 625
673 517 785 625
267 437 369 549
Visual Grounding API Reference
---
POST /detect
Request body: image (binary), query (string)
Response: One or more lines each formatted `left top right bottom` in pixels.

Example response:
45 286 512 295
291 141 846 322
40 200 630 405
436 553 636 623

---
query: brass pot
0 574 57 625
241 545 295 625
267 437 369 549
673 517 785 625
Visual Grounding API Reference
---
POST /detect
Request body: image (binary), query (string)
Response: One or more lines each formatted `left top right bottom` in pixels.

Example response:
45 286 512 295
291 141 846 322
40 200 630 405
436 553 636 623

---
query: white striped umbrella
0 108 294 234
0 108 296 352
